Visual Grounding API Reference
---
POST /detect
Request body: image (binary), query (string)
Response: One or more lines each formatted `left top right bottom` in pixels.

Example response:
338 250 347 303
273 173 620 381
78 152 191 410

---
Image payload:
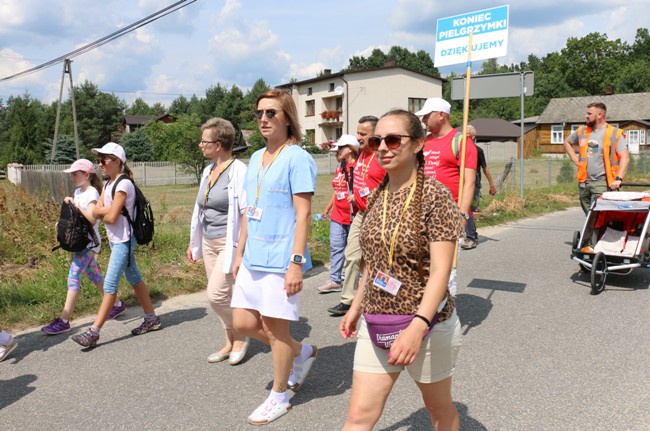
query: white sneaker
247 398 291 425
0 336 17 362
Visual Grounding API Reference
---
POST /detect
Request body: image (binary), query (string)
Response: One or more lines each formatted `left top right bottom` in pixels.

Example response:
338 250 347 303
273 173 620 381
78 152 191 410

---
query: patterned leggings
68 249 104 291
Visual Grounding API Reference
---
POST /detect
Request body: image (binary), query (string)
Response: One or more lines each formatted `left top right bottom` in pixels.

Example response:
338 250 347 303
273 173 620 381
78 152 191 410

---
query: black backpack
110 175 154 245
52 201 100 252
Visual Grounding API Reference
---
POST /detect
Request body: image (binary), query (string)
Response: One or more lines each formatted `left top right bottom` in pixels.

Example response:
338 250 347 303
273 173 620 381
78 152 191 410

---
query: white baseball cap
91 142 126 162
330 134 360 152
414 97 451 116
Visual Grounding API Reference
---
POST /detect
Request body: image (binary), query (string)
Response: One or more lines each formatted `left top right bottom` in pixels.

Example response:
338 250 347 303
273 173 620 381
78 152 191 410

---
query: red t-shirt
353 150 386 212
330 161 356 225
423 129 478 204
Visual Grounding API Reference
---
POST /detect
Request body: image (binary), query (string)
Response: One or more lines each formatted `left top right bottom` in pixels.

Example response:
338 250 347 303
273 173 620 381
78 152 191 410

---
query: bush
556 159 576 183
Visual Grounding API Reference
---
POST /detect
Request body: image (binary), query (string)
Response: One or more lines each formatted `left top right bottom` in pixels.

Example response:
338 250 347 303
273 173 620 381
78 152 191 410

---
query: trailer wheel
590 252 607 295
572 230 580 251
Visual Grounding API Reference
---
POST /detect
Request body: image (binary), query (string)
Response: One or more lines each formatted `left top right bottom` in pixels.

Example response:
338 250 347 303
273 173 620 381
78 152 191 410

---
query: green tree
344 46 439 77
120 128 153 161
559 32 629 95
60 81 126 154
126 97 152 115
0 93 50 165
169 95 191 115
144 114 204 181
42 135 77 164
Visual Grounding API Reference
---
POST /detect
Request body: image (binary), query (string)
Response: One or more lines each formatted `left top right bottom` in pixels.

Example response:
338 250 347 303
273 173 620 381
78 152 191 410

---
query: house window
305 100 315 117
642 130 647 145
307 87 312 96
571 125 580 133
551 125 564 144
408 98 427 113
329 83 335 92
336 97 343 112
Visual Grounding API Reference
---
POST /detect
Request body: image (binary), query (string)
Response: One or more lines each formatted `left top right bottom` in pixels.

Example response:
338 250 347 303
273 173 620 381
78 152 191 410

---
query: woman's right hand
186 244 195 264
63 196 73 204
339 305 361 339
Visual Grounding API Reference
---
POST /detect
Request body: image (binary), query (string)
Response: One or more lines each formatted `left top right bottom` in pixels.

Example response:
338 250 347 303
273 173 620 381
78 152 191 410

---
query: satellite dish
334 85 344 96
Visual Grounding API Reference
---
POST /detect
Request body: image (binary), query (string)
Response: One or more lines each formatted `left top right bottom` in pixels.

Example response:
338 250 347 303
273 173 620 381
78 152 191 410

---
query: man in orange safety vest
563 102 629 214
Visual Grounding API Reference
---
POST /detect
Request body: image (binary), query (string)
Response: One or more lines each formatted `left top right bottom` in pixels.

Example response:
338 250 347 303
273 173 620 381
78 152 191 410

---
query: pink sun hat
63 159 97 174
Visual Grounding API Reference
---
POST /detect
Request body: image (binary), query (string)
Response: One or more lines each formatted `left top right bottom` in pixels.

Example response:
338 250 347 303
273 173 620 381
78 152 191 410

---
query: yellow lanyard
203 159 233 208
361 152 375 182
381 180 417 267
255 143 288 206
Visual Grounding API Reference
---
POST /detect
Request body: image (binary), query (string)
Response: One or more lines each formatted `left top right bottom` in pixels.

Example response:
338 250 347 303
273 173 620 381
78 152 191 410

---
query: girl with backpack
42 159 126 335
71 143 160 348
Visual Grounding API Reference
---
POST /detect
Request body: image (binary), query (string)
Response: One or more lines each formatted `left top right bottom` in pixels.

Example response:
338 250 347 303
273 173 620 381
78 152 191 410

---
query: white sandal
247 398 291 425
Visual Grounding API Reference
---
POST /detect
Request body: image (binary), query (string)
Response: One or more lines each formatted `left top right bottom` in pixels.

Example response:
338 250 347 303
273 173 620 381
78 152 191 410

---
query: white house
277 64 444 146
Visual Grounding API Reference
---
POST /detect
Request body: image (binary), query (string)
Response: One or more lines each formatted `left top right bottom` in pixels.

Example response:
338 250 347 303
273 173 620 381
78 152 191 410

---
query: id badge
373 271 402 296
336 191 347 201
246 205 263 220
359 186 371 198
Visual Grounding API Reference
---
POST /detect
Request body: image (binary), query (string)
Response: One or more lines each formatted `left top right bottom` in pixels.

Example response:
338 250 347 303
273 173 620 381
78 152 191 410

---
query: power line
0 0 197 82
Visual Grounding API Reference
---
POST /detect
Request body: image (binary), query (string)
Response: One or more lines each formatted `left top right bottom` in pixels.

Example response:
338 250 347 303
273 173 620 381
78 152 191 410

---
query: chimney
323 69 332 76
605 85 614 96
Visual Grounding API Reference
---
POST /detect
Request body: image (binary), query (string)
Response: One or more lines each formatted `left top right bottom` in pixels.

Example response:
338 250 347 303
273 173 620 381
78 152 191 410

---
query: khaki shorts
353 311 462 383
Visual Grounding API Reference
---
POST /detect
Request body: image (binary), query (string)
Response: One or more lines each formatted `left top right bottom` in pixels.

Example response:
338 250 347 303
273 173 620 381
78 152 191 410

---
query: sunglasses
253 109 283 120
200 140 219 145
367 134 412 151
97 158 113 165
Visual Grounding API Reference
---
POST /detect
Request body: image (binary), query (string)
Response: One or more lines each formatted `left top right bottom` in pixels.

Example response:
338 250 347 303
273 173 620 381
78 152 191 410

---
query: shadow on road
83 306 208 350
0 374 37 410
456 293 493 336
378 402 487 430
6 327 77 364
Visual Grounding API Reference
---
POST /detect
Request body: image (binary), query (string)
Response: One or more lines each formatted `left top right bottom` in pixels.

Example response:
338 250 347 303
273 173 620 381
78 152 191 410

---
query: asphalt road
2 207 649 430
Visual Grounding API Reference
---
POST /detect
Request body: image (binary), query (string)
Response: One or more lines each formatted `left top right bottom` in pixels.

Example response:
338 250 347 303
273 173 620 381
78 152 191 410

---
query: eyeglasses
253 109 283 120
97 158 112 165
367 134 412 151
200 140 219 145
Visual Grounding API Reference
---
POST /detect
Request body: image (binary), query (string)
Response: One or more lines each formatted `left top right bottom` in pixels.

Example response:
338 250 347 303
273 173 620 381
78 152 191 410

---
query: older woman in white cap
318 134 359 294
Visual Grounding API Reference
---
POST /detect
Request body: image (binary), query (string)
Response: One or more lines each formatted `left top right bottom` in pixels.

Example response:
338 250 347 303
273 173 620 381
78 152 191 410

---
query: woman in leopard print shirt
339 109 464 431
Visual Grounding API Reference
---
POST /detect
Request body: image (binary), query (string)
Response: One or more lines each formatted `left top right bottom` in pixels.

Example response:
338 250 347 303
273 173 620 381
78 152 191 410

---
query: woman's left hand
387 323 425 366
284 263 303 297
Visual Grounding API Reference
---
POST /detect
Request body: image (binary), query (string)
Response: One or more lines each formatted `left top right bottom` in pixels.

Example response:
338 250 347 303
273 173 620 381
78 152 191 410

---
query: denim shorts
103 236 143 294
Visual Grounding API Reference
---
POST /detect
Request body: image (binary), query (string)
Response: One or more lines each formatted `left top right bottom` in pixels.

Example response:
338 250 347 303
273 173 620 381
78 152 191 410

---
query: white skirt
231 264 300 321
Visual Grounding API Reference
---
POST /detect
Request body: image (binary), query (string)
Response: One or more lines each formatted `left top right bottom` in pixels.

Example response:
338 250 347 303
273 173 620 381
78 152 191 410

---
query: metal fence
494 151 650 192
18 154 338 187
14 151 646 200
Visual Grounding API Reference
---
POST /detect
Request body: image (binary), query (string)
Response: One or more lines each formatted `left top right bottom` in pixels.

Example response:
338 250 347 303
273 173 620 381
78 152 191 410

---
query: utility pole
51 59 80 162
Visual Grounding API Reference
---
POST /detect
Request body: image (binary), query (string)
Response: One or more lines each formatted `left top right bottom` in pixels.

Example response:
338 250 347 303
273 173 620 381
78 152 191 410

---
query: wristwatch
460 212 470 221
290 254 306 265
615 176 623 182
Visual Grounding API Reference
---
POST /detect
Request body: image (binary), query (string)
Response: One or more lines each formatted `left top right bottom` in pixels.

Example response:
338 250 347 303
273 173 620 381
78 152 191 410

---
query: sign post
435 5 510 267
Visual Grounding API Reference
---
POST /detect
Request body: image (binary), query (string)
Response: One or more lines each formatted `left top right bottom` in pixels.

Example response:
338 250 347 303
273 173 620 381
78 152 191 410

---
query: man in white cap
416 98 477 228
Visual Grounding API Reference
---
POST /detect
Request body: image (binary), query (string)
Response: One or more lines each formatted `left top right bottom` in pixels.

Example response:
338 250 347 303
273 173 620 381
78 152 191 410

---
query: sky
0 0 647 107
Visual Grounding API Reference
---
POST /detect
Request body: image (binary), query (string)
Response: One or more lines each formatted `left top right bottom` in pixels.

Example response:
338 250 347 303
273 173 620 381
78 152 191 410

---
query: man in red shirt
416 98 477 215
416 98 477 294
328 116 386 316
